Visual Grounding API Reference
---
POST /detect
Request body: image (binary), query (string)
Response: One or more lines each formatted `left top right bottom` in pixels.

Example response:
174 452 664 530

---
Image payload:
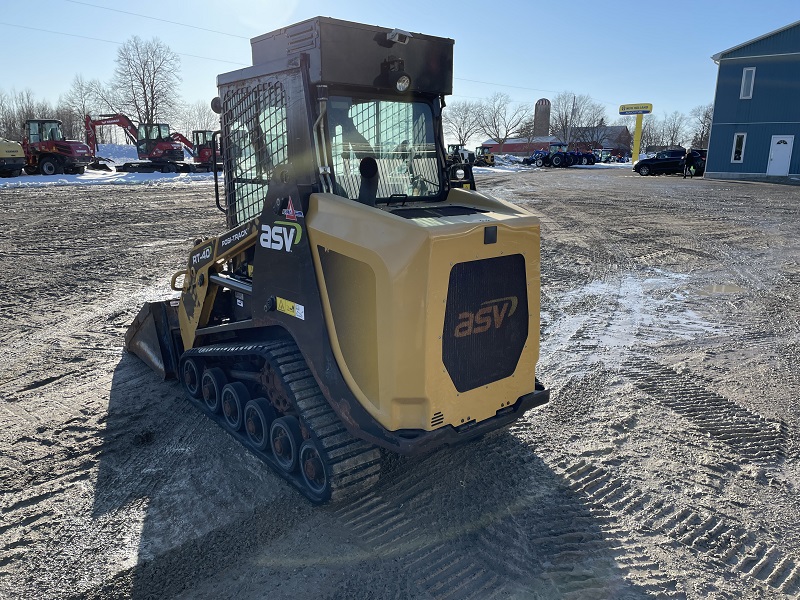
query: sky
1 0 798 123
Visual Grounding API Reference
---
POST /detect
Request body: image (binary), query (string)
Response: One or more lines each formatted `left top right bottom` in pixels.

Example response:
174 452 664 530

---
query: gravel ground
0 168 798 599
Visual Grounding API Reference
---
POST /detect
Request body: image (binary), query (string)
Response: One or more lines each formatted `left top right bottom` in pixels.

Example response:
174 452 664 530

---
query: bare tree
0 89 14 139
689 103 713 148
477 93 530 152
661 111 690 148
638 114 661 152
112 36 182 124
51 98 83 140
517 115 539 153
0 89 45 139
442 100 482 146
5 89 38 140
0 88 85 141
550 91 605 148
575 108 613 149
90 78 121 115
176 99 219 136
61 75 99 140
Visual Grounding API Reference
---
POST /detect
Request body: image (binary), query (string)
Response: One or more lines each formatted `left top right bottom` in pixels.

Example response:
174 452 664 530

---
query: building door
767 135 794 176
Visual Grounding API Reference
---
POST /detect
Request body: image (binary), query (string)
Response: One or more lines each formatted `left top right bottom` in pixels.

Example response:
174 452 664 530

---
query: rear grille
431 412 444 427
442 254 528 392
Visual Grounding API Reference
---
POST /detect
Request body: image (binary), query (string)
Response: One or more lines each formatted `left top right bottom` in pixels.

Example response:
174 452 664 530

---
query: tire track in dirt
627 356 788 467
334 392 684 600
559 458 800 597
333 459 513 600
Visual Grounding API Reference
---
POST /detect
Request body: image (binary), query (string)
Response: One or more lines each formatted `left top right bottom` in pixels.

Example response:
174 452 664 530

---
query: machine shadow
80 353 659 600
83 353 302 599
342 433 660 600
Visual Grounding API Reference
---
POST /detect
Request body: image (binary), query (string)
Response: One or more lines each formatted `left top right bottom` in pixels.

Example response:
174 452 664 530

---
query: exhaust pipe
124 300 182 379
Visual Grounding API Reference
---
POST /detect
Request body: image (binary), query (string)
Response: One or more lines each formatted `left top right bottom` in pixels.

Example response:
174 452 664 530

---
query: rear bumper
65 156 94 167
0 157 25 173
388 381 550 455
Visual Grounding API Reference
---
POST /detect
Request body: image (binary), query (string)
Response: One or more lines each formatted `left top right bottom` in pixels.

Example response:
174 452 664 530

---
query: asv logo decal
454 296 519 338
259 221 303 252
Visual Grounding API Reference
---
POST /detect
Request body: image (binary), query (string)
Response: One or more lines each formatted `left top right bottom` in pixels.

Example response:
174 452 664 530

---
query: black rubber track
180 340 382 503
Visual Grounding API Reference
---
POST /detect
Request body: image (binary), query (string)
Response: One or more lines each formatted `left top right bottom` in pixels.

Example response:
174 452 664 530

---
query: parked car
634 149 705 176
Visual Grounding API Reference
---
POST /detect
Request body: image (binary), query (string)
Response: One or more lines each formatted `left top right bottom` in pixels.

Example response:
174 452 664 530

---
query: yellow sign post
619 103 652 164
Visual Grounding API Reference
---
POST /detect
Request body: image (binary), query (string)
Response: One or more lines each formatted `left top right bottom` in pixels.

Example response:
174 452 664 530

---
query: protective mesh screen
222 80 288 226
329 98 441 201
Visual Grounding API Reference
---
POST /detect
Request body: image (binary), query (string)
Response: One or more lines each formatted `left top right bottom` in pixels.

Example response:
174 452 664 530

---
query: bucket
123 299 182 379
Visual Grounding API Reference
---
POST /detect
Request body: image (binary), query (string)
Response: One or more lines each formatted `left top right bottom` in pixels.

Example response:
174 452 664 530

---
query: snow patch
0 144 214 189
543 270 726 371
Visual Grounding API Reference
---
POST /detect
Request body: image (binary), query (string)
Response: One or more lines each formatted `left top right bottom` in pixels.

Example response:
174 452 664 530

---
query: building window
740 67 756 99
731 133 746 163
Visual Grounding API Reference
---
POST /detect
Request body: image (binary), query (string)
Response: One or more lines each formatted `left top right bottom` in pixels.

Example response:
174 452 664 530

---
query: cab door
662 151 683 174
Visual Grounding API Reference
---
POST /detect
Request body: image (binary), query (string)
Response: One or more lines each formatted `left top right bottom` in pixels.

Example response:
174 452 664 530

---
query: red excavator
84 114 193 173
22 119 95 175
169 130 222 172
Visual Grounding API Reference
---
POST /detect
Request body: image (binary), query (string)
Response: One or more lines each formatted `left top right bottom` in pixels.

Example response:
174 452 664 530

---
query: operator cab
25 120 65 143
216 17 472 226
192 130 215 149
135 123 183 162
137 123 171 142
326 95 441 203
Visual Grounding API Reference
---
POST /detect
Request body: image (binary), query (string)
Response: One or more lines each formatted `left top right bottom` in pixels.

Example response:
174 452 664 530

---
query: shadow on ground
77 353 658 599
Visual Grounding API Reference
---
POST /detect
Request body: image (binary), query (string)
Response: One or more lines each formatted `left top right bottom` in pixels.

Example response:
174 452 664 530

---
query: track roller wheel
221 381 249 431
270 416 302 473
299 438 331 502
182 357 203 400
244 397 276 452
201 367 226 413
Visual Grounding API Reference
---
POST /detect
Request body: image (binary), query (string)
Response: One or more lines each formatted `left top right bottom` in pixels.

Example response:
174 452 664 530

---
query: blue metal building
706 20 800 181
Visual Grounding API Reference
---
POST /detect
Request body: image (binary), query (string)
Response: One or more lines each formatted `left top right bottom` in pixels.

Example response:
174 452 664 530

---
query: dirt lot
1 168 799 600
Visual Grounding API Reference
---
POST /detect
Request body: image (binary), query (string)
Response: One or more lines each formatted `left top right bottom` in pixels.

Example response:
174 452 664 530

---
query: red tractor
22 119 94 175
169 130 222 172
85 114 191 173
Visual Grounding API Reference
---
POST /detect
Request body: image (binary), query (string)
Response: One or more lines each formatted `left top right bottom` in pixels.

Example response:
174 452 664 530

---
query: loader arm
170 132 194 150
177 220 260 351
84 113 138 152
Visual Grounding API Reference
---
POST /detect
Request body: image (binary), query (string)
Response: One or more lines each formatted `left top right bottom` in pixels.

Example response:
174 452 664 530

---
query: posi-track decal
277 297 305 320
219 222 252 253
260 221 303 252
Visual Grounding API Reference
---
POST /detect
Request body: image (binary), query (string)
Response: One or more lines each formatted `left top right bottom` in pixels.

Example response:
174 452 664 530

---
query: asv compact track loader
125 17 549 503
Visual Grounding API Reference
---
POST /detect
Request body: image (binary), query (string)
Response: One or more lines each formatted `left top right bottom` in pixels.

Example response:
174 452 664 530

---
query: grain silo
533 98 551 137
